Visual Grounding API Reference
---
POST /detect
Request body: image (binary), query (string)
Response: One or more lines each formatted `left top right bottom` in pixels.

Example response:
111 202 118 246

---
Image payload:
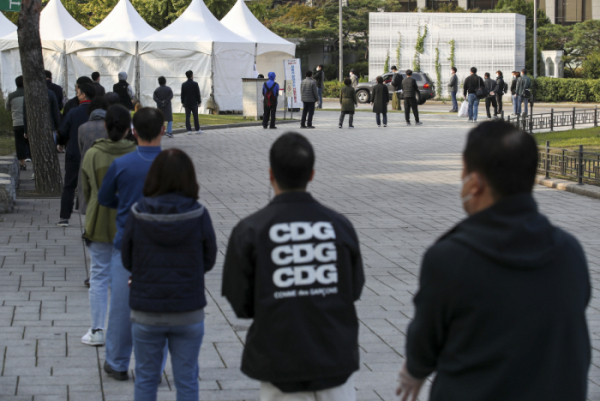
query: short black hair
470 67 477 74
106 105 131 142
270 132 315 191
76 76 93 89
158 76 166 86
15 76 23 88
344 77 352 86
405 69 413 76
104 92 120 106
87 95 108 116
318 64 323 69
91 72 100 81
144 149 199 200
391 65 397 71
463 120 538 199
306 70 313 77
376 76 383 84
185 70 193 79
133 107 164 142
484 72 490 78
451 66 457 73
78 83 96 100
45 70 52 79
521 68 527 74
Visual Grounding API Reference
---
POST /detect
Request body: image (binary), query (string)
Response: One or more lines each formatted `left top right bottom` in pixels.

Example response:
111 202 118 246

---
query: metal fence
538 143 600 185
505 106 599 133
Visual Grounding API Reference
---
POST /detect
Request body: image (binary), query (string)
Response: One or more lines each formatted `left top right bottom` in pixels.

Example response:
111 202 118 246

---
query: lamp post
339 0 343 82
533 0 538 78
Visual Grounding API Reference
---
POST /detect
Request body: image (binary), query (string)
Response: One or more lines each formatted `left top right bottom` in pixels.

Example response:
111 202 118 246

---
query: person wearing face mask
396 119 591 401
495 70 505 115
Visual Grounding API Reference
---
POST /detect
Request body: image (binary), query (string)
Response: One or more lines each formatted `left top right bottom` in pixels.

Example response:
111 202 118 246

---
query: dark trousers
263 105 277 128
185 105 199 132
301 102 315 127
485 96 498 117
339 112 354 127
13 126 27 161
451 91 458 110
60 157 80 220
375 113 387 126
404 97 419 122
496 93 503 114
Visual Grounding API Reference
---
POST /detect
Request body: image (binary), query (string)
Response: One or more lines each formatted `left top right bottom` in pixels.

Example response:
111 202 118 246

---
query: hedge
535 77 600 103
323 80 345 98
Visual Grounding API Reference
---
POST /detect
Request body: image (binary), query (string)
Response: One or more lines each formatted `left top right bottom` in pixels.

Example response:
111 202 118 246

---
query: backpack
475 76 489 99
263 82 275 108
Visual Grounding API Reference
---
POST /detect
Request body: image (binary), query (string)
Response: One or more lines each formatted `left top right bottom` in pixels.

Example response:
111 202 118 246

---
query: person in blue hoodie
262 72 279 129
122 148 217 401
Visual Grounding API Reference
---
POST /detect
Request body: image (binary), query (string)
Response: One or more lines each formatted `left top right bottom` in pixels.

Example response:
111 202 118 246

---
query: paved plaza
1 110 600 400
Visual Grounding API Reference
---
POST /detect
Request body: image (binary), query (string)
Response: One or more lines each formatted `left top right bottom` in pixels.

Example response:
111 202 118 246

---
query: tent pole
135 41 140 104
210 41 215 115
63 41 68 102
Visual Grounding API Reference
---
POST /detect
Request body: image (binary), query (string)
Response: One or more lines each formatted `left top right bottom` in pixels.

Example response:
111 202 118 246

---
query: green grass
0 134 14 156
534 126 600 152
170 113 292 129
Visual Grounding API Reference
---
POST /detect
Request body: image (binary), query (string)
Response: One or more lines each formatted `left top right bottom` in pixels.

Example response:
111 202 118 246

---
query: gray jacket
153 85 173 121
78 109 107 215
6 88 25 127
448 74 458 92
516 74 532 97
301 78 319 103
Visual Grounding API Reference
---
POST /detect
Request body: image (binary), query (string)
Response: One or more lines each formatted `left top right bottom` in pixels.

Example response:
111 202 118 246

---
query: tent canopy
67 0 156 55
139 0 254 56
0 12 16 39
220 0 295 57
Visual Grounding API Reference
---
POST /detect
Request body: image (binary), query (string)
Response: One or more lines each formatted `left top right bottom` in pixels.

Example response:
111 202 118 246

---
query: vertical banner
284 59 302 109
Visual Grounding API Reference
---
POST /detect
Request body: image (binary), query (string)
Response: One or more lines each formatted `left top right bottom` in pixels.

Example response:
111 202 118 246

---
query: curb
535 175 600 200
172 119 298 134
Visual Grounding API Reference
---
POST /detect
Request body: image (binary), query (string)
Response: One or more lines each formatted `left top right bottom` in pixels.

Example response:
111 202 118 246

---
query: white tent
221 0 295 84
0 11 31 95
138 0 254 112
66 0 156 98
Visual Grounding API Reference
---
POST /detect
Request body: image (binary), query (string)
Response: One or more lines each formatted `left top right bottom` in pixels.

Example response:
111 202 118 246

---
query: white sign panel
284 59 302 109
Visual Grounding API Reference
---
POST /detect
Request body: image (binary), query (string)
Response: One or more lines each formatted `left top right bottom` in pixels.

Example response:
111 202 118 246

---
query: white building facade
369 12 526 97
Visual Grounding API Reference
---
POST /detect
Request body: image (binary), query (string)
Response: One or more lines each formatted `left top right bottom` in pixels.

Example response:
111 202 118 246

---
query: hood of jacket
118 72 127 81
89 109 106 121
266 72 276 88
91 138 136 156
443 193 562 268
131 193 204 247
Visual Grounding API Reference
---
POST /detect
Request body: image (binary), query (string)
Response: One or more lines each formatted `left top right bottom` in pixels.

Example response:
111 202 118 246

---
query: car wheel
357 90 370 104
416 92 423 105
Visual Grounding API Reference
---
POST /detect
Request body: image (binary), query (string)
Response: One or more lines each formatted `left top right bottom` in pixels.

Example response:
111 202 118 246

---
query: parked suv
355 72 435 105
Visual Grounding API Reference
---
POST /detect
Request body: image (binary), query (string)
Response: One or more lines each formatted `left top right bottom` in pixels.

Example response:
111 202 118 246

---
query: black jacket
511 77 518 95
314 70 324 89
122 193 217 313
113 80 133 110
23 89 61 132
46 80 63 110
402 76 419 98
371 83 389 114
59 101 92 161
222 192 365 386
495 75 505 95
406 193 590 401
463 74 484 97
181 79 201 108
63 96 79 118
484 77 496 97
392 72 403 91
93 82 106 98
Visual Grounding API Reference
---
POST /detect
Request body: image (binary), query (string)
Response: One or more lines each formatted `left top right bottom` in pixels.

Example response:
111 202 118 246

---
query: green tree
568 20 600 65
538 23 576 75
582 52 600 79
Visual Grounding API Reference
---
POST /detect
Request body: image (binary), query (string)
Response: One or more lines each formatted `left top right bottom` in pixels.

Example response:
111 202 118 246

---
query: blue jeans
133 321 205 401
88 241 113 330
467 93 479 121
514 95 521 114
166 121 173 134
376 113 387 126
451 91 458 110
317 87 323 108
520 96 528 116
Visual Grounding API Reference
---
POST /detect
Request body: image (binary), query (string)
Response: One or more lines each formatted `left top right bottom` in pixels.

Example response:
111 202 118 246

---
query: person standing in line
371 76 389 127
98 107 166 382
6 76 27 170
517 68 532 118
463 67 485 123
57 83 96 227
181 70 202 134
122 148 217 401
495 70 505 116
92 72 106 98
511 71 520 116
222 132 365 401
483 73 498 119
314 65 324 109
262 72 279 130
45 70 64 111
339 77 357 128
396 120 590 401
63 76 94 118
448 67 458 112
113 72 135 111
390 66 402 111
80 105 136 347
349 69 358 88
153 76 174 138
77 96 109 216
402 69 422 126
300 70 318 129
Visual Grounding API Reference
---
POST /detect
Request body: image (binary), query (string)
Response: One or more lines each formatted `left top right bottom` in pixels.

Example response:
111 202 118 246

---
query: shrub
534 77 600 102
0 92 13 136
322 80 344 98
583 53 600 80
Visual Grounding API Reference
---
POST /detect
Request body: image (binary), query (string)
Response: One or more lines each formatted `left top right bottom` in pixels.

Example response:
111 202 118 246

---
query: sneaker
104 361 128 381
269 126 277 129
406 122 411 126
30 173 35 180
306 126 315 129
20 164 26 171
57 219 69 227
263 126 268 129
339 125 342 129
300 125 307 129
195 130 203 134
383 124 387 127
81 329 104 346
349 126 354 129
165 132 174 138
467 119 473 122
84 278 90 287
449 109 455 112
415 122 423 125
25 158 31 162
377 125 381 128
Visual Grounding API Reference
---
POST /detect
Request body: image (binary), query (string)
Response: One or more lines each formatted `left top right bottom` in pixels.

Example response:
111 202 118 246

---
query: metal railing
538 142 600 185
504 106 599 134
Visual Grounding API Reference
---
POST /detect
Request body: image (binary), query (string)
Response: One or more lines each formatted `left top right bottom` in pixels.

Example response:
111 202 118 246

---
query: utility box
242 78 267 120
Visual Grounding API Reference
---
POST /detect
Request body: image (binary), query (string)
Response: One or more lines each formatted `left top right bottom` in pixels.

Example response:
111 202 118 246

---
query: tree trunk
17 0 63 195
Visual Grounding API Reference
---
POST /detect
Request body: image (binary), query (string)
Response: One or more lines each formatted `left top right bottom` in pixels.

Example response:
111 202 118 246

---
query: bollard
546 141 550 179
501 110 504 120
572 107 576 130
595 105 598 127
550 108 554 131
529 112 534 134
578 144 584 185
516 114 520 129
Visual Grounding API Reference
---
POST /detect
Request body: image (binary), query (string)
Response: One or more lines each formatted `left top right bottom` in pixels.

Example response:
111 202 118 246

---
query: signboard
285 80 293 97
0 0 20 12
283 59 302 109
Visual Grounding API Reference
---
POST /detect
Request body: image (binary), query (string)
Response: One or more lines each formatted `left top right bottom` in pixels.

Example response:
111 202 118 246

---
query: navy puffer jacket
121 193 217 313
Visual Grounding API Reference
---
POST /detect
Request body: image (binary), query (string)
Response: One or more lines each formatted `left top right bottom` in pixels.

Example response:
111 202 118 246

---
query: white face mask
461 173 474 204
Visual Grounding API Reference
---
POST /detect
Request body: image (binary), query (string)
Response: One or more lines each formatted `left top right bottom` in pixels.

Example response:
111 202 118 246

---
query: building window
468 0 500 9
555 0 586 25
428 0 458 9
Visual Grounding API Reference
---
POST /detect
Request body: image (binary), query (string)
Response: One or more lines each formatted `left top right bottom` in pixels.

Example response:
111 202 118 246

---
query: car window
413 74 424 81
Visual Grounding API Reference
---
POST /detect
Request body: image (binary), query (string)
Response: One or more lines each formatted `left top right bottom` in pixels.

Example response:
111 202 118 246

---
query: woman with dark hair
339 77 357 128
371 75 390 127
80 105 136 347
121 148 217 401
153 76 174 138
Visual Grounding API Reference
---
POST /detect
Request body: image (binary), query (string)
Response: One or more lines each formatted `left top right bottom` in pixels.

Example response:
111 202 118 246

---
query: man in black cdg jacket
181 70 202 134
222 132 365 401
397 120 591 401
